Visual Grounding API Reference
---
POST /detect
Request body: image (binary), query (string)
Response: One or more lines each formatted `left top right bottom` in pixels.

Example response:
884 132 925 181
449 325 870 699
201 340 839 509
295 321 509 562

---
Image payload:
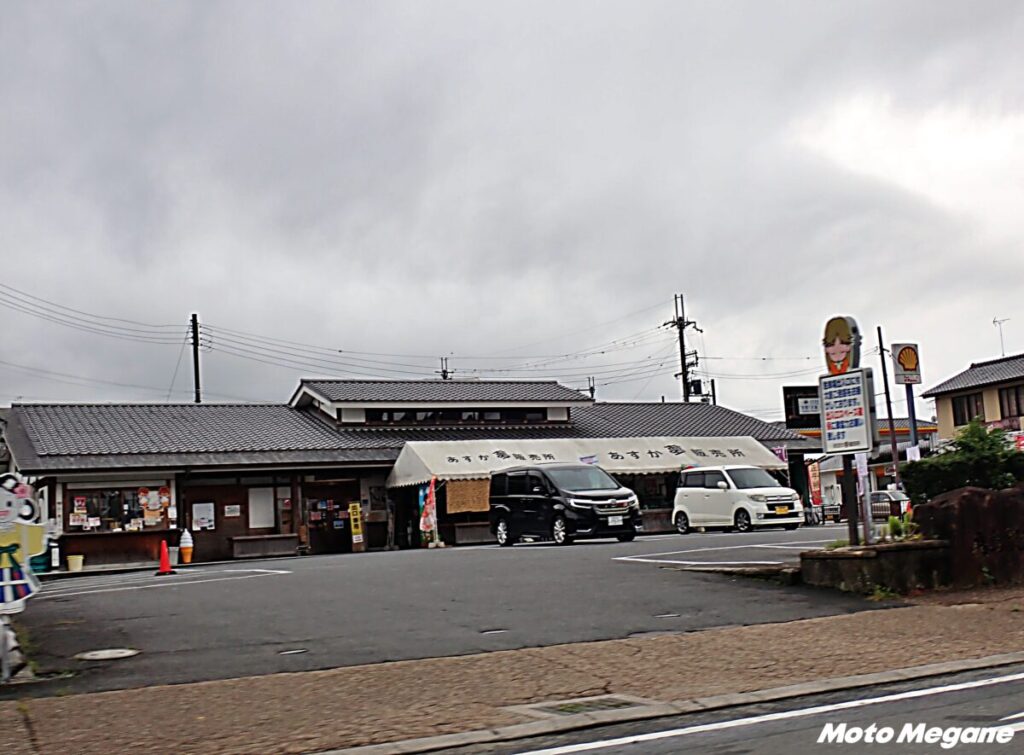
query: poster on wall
192 501 216 530
74 496 87 514
224 504 241 517
69 512 87 527
143 507 163 526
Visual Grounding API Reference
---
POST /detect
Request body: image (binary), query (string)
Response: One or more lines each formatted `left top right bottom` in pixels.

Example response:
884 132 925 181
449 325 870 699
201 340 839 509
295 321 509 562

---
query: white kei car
672 465 803 534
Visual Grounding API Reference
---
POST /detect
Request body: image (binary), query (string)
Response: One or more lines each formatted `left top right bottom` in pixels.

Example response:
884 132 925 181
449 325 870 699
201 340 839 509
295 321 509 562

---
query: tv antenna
993 317 1010 357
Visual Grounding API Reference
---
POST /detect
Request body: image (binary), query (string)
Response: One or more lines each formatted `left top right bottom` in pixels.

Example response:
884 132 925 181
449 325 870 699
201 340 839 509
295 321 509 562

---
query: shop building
3 379 804 566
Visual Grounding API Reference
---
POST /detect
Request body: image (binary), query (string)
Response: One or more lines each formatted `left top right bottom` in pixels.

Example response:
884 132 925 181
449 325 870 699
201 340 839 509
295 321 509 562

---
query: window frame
998 385 1024 420
951 392 985 426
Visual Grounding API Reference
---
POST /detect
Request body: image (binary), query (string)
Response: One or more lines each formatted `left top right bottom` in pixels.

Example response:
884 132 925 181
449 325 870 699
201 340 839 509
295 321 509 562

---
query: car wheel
674 511 690 535
552 515 574 545
495 517 515 547
784 523 800 531
734 509 752 533
616 531 636 542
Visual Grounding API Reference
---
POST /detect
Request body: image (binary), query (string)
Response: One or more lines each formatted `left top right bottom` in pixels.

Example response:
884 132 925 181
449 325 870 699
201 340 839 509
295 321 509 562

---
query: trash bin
67 554 85 572
169 546 180 566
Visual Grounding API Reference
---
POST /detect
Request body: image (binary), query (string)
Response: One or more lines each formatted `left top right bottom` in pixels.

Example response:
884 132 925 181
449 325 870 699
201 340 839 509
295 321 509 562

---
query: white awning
386 436 785 488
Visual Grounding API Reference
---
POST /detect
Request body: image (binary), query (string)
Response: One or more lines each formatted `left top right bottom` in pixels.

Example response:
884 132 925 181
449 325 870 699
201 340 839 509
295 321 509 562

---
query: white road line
750 544 825 550
615 557 783 566
38 571 289 600
515 670 1024 754
618 539 833 559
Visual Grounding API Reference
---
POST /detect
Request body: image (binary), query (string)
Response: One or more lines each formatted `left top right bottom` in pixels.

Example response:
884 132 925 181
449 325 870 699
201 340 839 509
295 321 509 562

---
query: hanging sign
892 343 922 385
819 368 877 454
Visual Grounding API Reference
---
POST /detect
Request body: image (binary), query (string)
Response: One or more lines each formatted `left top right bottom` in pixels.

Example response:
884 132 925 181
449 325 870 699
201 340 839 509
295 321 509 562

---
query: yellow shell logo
897 346 919 371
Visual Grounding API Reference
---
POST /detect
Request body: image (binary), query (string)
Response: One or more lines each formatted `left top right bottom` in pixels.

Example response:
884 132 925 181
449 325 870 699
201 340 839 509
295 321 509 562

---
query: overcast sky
2 0 1023 421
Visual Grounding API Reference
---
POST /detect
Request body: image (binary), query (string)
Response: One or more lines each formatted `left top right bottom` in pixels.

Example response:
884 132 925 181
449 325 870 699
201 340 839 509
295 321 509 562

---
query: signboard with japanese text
807 462 823 506
349 502 364 544
892 343 922 385
819 368 877 454
192 502 215 530
386 436 787 488
783 386 821 430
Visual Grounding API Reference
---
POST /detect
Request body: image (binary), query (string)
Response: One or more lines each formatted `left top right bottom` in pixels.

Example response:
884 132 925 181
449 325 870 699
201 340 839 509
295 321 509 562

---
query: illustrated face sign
822 316 861 376
0 475 38 529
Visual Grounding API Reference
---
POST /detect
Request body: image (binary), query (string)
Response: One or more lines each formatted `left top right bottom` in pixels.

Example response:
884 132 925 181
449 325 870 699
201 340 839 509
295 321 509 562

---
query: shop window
998 385 1024 419
66 487 168 532
952 393 985 426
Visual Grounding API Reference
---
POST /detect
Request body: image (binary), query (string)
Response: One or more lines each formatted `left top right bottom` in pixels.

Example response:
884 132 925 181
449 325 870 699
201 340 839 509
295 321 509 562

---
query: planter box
641 509 675 534
801 540 951 594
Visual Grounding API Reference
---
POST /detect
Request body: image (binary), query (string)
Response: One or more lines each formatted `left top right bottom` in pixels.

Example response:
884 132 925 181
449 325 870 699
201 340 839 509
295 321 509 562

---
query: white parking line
515 670 1024 754
38 569 289 599
614 539 834 560
617 558 784 566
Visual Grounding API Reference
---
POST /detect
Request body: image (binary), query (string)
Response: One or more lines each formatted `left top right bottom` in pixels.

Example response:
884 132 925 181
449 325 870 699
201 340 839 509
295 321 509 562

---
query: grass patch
824 539 849 550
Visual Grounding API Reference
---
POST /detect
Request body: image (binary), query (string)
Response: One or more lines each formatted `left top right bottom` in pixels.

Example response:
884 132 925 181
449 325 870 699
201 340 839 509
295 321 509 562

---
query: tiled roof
5 400 806 473
769 418 939 434
573 402 802 441
923 353 1024 397
12 403 351 456
298 379 591 403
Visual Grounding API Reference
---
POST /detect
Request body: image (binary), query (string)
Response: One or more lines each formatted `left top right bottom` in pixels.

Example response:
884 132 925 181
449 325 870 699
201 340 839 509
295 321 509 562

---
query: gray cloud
2 0 1023 419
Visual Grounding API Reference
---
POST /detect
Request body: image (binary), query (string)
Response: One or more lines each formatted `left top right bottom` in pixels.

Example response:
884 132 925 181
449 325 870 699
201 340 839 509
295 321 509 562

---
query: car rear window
507 473 527 496
683 472 704 488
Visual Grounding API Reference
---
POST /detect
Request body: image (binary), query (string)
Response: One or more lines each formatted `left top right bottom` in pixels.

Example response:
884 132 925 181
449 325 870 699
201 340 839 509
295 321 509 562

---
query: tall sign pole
892 343 923 453
820 316 876 545
876 327 900 490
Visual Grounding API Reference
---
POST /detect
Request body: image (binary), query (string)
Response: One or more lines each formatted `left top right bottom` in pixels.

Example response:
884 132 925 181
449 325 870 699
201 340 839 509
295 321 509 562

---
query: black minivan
488 463 642 546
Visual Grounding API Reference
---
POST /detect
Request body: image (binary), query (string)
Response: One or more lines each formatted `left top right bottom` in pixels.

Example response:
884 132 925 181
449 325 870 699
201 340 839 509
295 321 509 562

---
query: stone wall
801 541 951 594
913 484 1024 588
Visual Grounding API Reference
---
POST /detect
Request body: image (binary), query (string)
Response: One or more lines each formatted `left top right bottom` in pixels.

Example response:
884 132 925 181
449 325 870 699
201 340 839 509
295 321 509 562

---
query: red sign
1016 434 1024 452
807 463 823 507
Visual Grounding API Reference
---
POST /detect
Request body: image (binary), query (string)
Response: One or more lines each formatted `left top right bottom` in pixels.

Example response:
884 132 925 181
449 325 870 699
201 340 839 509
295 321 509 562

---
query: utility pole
190 312 202 404
666 294 701 401
436 357 453 380
877 326 900 490
710 379 717 406
586 377 596 399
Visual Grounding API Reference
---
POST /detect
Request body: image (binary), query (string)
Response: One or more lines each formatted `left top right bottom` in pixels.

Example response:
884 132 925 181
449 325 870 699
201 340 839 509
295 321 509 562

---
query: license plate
776 507 789 515
608 515 623 526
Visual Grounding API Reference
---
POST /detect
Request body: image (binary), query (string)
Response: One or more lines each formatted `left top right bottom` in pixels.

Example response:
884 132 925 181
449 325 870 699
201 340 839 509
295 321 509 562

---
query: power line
166 329 191 400
0 292 184 344
0 282 181 329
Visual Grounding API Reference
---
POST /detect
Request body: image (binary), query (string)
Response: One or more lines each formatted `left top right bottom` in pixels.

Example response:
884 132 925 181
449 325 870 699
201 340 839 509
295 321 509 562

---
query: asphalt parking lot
10 524 868 697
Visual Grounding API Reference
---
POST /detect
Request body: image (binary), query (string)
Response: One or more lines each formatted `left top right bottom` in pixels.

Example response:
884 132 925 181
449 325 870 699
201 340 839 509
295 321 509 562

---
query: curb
318 651 1024 755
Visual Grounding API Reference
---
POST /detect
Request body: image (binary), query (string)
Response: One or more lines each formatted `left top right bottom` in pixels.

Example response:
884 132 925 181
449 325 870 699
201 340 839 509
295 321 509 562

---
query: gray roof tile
13 403 350 456
300 379 591 403
572 402 802 441
923 353 1024 397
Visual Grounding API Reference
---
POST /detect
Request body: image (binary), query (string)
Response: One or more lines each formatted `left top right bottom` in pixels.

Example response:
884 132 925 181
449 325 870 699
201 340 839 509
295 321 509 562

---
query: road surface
9 524 869 697
451 663 1024 754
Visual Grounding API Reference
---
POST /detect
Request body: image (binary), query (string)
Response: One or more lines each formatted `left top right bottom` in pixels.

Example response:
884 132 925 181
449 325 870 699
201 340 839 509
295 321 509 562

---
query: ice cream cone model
179 528 194 564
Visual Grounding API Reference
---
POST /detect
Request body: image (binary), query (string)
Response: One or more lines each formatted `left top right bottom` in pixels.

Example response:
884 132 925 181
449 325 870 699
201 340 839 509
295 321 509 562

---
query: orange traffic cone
155 540 177 576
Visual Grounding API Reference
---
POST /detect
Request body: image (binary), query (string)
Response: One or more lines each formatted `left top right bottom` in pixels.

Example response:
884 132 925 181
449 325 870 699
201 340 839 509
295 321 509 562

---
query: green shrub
888 515 903 540
901 419 1024 504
